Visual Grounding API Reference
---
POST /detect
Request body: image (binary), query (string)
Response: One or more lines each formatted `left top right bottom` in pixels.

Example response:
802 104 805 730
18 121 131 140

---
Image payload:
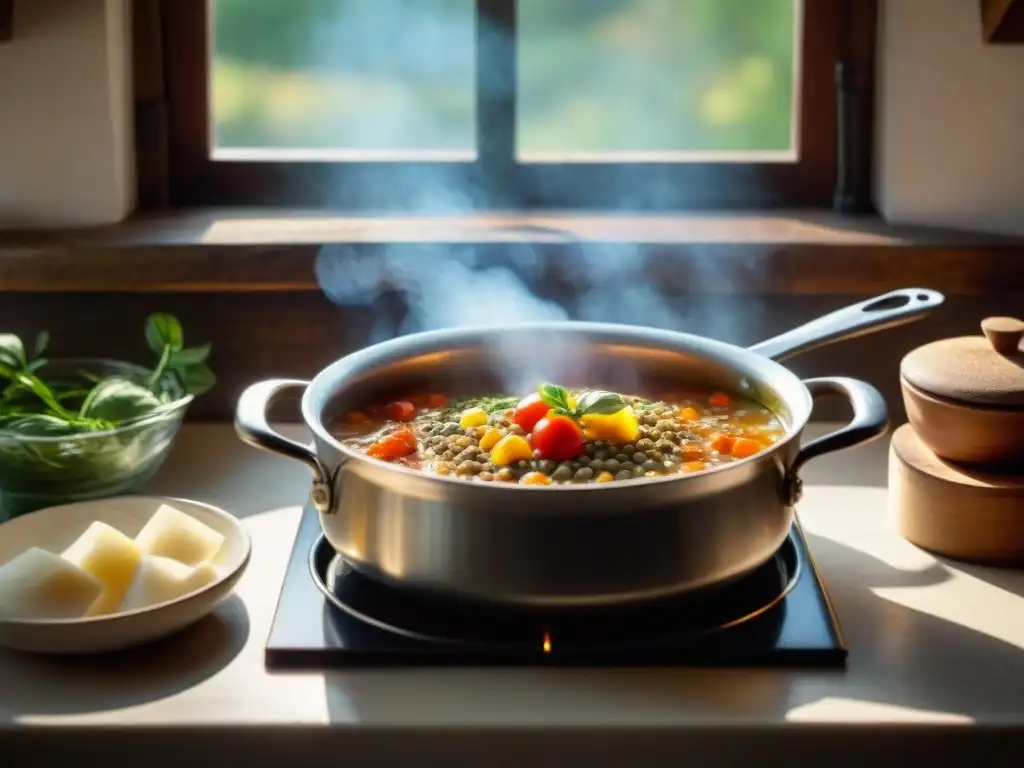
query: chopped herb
437 395 518 422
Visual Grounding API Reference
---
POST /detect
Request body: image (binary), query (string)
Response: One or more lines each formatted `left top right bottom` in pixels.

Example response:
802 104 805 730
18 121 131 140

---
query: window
163 0 874 210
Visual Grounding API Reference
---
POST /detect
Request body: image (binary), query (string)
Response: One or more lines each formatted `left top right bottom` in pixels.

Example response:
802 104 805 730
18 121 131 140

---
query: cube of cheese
134 504 225 566
0 547 103 620
118 556 220 613
62 521 143 616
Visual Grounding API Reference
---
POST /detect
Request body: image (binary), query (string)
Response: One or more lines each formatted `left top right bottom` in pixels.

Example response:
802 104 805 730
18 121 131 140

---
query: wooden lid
900 317 1024 407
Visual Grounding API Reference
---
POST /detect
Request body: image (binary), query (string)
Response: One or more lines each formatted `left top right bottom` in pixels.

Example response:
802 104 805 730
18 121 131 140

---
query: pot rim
300 322 815 493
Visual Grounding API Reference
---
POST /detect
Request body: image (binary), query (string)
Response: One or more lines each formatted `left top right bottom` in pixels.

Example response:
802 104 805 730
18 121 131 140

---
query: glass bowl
0 359 192 519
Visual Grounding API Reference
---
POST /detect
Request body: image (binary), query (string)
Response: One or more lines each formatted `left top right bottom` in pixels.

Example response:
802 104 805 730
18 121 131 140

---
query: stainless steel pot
236 288 943 608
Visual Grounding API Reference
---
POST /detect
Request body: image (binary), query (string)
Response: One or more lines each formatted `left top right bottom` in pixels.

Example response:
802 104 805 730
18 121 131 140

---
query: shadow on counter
0 594 249 721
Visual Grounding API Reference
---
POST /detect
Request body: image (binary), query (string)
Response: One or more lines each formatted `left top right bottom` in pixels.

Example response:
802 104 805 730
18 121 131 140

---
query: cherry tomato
531 415 584 462
367 429 418 461
511 393 552 433
384 401 417 422
424 393 448 408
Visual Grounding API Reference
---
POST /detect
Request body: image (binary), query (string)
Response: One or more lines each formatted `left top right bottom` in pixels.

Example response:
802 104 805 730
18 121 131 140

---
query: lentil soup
330 384 786 485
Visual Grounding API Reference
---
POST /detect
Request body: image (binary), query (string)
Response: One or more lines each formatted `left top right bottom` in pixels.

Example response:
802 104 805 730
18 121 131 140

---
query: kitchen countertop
4 423 1024 766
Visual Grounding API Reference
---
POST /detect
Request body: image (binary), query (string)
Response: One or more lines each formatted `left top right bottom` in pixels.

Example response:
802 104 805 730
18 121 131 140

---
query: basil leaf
576 390 626 416
0 334 26 369
538 383 571 411
178 363 217 396
32 331 49 360
80 378 162 422
168 343 211 368
145 313 184 354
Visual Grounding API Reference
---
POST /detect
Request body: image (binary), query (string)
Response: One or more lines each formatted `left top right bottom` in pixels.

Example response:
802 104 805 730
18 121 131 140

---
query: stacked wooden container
890 317 1024 564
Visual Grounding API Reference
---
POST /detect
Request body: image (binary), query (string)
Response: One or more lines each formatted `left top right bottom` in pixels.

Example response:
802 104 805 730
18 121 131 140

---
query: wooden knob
981 316 1024 355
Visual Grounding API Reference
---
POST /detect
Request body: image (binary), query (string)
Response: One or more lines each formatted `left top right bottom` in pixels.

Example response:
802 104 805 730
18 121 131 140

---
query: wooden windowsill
3 208 1022 247
1 208 1022 294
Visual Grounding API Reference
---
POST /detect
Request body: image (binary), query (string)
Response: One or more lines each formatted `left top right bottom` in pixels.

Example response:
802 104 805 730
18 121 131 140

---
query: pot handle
748 288 944 362
235 379 334 509
781 377 889 506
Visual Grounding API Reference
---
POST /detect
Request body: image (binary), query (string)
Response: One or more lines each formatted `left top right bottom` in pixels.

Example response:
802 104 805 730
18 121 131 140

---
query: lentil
552 465 573 482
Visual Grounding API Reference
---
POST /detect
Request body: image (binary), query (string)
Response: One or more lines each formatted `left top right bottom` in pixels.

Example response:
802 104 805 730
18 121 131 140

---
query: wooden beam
982 0 1024 42
0 0 13 43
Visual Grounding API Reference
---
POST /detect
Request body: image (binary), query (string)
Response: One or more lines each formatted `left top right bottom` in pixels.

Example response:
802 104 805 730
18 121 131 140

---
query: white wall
875 0 1024 236
0 0 133 228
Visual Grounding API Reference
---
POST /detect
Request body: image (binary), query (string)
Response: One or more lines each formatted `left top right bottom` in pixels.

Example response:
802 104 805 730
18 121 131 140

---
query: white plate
0 495 251 655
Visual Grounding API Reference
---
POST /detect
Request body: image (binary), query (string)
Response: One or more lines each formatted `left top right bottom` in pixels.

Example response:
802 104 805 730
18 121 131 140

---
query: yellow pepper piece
520 471 553 486
595 471 615 483
489 434 534 466
581 406 639 444
479 427 503 452
459 407 489 429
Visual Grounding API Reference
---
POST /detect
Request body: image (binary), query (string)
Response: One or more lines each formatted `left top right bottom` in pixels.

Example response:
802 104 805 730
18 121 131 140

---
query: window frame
161 0 876 211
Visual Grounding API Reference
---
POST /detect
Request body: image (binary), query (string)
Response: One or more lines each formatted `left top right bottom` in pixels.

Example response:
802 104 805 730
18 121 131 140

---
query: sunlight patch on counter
798 485 941 573
787 696 973 724
872 568 1024 652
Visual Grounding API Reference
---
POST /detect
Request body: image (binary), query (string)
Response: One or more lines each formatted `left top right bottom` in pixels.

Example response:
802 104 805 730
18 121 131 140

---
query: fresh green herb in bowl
0 314 215 519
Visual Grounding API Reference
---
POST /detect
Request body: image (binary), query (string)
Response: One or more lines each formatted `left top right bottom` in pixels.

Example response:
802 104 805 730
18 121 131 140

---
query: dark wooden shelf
983 0 1024 42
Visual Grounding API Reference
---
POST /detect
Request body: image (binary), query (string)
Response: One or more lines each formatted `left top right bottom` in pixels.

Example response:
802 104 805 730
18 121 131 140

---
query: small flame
542 631 552 654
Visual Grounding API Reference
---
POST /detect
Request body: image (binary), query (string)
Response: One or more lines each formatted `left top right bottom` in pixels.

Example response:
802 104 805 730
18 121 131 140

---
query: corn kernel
459 407 489 429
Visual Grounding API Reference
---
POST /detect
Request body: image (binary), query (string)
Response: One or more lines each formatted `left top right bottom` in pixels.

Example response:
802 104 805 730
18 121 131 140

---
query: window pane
211 0 476 159
516 0 800 161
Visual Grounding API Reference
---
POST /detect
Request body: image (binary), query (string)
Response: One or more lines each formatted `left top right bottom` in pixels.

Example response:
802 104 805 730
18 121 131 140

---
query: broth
329 384 786 485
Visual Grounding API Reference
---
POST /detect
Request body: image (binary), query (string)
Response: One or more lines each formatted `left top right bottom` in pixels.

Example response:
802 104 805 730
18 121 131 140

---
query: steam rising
309 4 768 388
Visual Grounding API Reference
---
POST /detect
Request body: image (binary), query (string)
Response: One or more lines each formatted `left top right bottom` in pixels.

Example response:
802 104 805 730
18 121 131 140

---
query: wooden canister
890 423 1024 564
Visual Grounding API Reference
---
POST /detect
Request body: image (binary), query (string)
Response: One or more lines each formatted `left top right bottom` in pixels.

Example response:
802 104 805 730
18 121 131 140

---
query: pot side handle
782 377 889 505
748 288 944 362
235 379 331 487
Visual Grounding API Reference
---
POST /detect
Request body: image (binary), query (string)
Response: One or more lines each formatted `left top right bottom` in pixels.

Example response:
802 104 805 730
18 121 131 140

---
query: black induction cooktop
266 505 846 668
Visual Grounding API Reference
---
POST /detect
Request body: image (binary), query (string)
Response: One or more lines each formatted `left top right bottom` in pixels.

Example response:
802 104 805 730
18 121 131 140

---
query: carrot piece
684 461 707 472
680 444 705 462
710 433 735 453
709 392 731 407
520 471 553 486
384 401 417 422
367 429 418 461
679 406 701 421
730 437 763 459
